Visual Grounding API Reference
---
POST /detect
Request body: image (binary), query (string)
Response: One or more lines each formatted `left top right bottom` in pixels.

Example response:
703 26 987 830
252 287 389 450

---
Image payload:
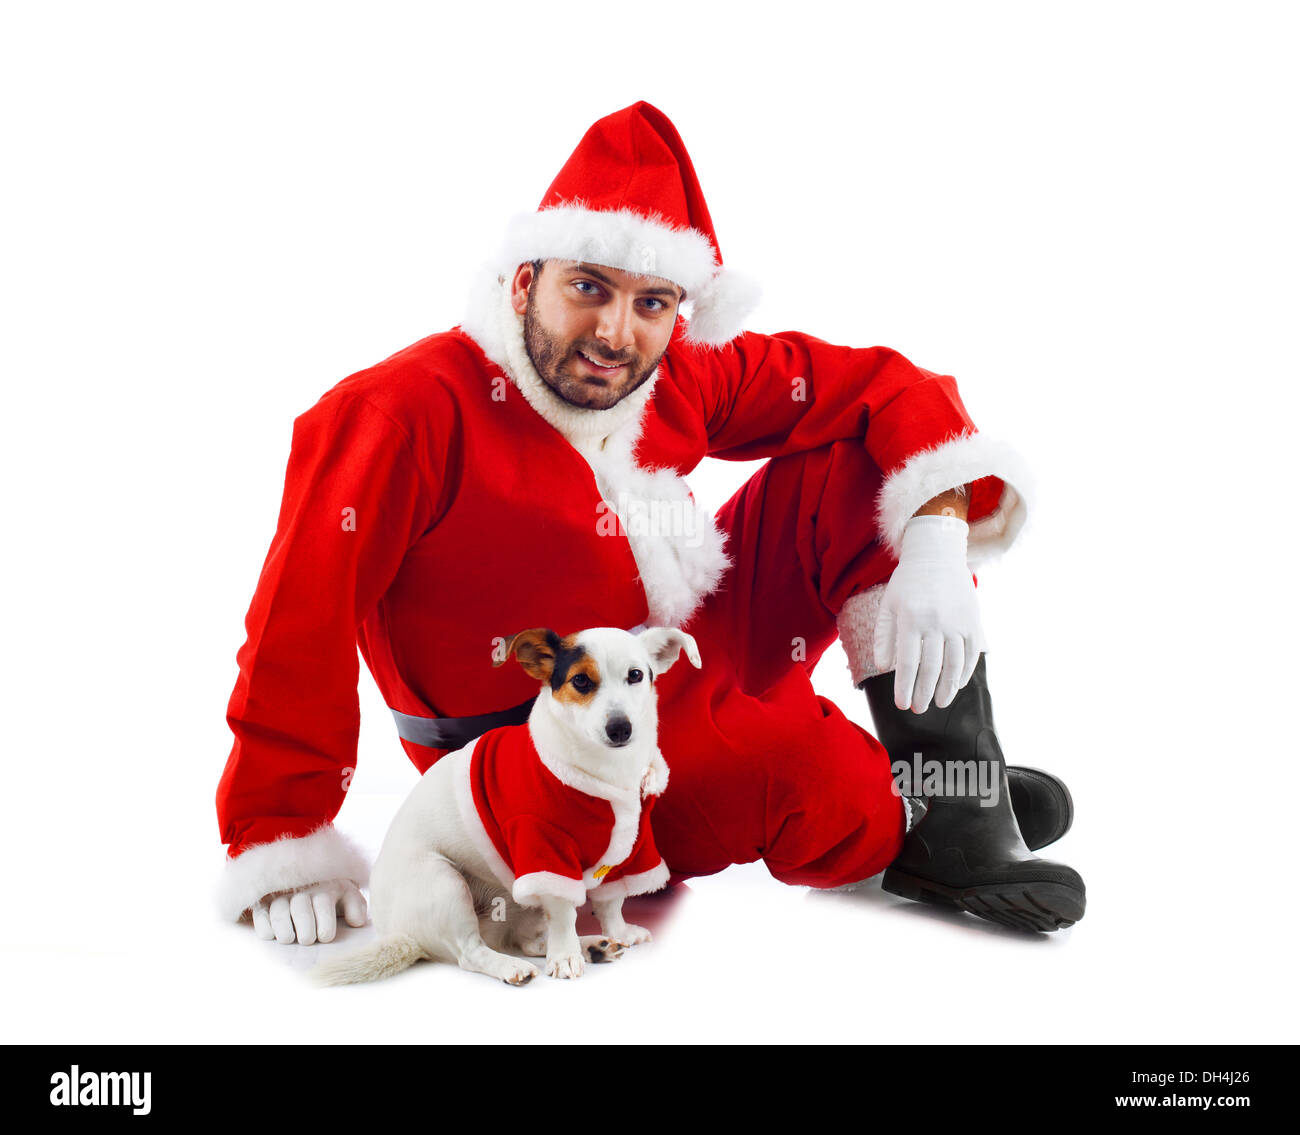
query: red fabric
652 440 905 885
468 725 661 892
217 318 991 885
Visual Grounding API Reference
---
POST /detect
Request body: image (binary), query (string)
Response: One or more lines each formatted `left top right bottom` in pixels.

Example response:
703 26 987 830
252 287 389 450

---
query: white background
2 0 1296 1044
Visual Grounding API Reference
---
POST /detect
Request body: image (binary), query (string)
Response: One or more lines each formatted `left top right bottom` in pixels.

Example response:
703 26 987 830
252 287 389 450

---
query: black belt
390 697 537 750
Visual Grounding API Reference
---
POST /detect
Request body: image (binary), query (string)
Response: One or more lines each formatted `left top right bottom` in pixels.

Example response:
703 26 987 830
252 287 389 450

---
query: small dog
314 625 700 986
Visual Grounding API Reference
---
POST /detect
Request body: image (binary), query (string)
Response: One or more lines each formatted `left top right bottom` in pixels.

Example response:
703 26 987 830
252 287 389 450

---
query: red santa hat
492 101 760 347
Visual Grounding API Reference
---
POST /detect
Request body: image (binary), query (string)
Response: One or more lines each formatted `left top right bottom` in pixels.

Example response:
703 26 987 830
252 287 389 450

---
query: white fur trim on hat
875 433 1033 566
497 205 717 294
681 266 762 347
217 824 370 922
491 204 759 346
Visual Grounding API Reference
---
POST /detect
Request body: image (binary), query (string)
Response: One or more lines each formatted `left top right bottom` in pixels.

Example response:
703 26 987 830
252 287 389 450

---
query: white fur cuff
837 584 890 687
217 825 370 922
513 871 588 908
594 860 671 901
875 434 1032 566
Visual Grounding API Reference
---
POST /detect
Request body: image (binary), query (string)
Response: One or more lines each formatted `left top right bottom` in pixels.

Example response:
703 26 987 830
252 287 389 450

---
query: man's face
509 259 682 411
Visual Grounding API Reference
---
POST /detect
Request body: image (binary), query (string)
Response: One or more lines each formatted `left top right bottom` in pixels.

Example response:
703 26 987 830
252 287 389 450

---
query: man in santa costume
217 101 1085 944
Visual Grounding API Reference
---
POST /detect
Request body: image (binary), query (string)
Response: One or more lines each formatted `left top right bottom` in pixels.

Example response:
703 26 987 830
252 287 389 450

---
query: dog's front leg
539 897 585 980
591 893 652 947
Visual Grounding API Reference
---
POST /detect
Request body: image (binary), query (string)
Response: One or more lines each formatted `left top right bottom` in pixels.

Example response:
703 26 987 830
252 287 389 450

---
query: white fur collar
527 691 649 805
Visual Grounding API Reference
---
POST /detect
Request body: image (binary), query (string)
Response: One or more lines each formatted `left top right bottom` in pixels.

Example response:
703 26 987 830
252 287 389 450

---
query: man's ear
495 627 561 683
637 628 702 676
509 262 536 316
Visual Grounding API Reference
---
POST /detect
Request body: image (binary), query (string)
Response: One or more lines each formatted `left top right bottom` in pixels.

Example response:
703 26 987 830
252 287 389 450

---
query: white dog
314 625 700 986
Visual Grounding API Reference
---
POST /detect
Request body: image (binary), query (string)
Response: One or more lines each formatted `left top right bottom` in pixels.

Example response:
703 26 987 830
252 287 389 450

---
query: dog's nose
605 716 632 746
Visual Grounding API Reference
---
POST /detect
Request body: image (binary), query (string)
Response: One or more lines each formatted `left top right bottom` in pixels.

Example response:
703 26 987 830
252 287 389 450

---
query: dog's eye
627 669 643 684
571 674 594 694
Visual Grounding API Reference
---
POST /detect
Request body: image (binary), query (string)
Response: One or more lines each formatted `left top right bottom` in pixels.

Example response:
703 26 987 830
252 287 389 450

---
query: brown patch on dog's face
550 634 601 705
495 628 561 683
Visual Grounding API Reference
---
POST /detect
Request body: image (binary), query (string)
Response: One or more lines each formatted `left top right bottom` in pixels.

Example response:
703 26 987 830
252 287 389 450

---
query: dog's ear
495 628 561 682
637 627 702 676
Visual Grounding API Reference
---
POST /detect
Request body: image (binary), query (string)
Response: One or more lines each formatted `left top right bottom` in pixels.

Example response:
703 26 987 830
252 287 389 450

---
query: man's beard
522 296 662 411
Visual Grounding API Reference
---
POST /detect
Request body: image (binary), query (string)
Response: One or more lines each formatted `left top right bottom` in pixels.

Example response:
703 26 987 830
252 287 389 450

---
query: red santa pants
651 439 906 889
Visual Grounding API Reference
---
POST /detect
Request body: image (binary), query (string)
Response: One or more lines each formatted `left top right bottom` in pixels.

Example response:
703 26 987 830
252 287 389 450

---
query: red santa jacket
215 273 1030 920
453 722 669 908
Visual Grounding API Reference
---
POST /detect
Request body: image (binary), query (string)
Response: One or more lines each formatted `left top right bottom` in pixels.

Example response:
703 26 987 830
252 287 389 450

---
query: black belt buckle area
390 697 537 750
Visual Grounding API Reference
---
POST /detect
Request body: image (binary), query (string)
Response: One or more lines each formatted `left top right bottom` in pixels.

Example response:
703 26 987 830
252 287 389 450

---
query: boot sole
882 868 1085 933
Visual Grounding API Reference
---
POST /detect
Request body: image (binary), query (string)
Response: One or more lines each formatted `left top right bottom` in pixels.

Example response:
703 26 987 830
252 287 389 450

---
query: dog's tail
311 934 428 986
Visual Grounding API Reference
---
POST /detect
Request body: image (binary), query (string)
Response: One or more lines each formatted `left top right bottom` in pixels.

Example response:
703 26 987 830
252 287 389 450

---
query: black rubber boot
1007 766 1073 851
912 767 1072 851
862 656 1085 932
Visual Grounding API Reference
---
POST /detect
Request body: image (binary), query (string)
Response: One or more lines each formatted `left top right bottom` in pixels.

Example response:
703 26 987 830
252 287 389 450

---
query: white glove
251 878 368 945
873 514 985 713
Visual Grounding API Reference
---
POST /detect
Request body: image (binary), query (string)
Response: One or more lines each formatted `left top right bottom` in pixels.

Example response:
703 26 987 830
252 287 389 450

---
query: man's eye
573 280 600 296
639 298 664 312
627 669 643 684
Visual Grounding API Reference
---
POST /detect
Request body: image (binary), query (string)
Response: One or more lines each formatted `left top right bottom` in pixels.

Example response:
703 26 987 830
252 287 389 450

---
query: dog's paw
545 951 585 980
581 935 625 963
502 960 539 986
615 923 653 947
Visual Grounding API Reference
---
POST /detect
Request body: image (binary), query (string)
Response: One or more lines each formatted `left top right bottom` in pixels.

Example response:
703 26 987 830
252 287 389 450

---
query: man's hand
251 878 368 945
873 515 985 713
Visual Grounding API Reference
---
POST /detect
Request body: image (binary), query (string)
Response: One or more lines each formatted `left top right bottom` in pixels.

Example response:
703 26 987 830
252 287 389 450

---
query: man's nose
594 296 635 353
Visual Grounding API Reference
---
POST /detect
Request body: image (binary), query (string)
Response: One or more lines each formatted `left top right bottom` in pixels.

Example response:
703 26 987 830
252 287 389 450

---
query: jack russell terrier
314 625 700 986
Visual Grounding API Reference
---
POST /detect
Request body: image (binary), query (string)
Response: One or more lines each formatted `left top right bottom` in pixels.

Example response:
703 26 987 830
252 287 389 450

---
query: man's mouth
575 350 627 376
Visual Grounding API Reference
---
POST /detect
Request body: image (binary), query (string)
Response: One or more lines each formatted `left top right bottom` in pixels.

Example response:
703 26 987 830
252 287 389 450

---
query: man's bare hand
251 878 368 945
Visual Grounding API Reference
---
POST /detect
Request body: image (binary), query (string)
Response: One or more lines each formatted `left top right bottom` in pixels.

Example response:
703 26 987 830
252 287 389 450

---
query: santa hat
491 101 760 347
